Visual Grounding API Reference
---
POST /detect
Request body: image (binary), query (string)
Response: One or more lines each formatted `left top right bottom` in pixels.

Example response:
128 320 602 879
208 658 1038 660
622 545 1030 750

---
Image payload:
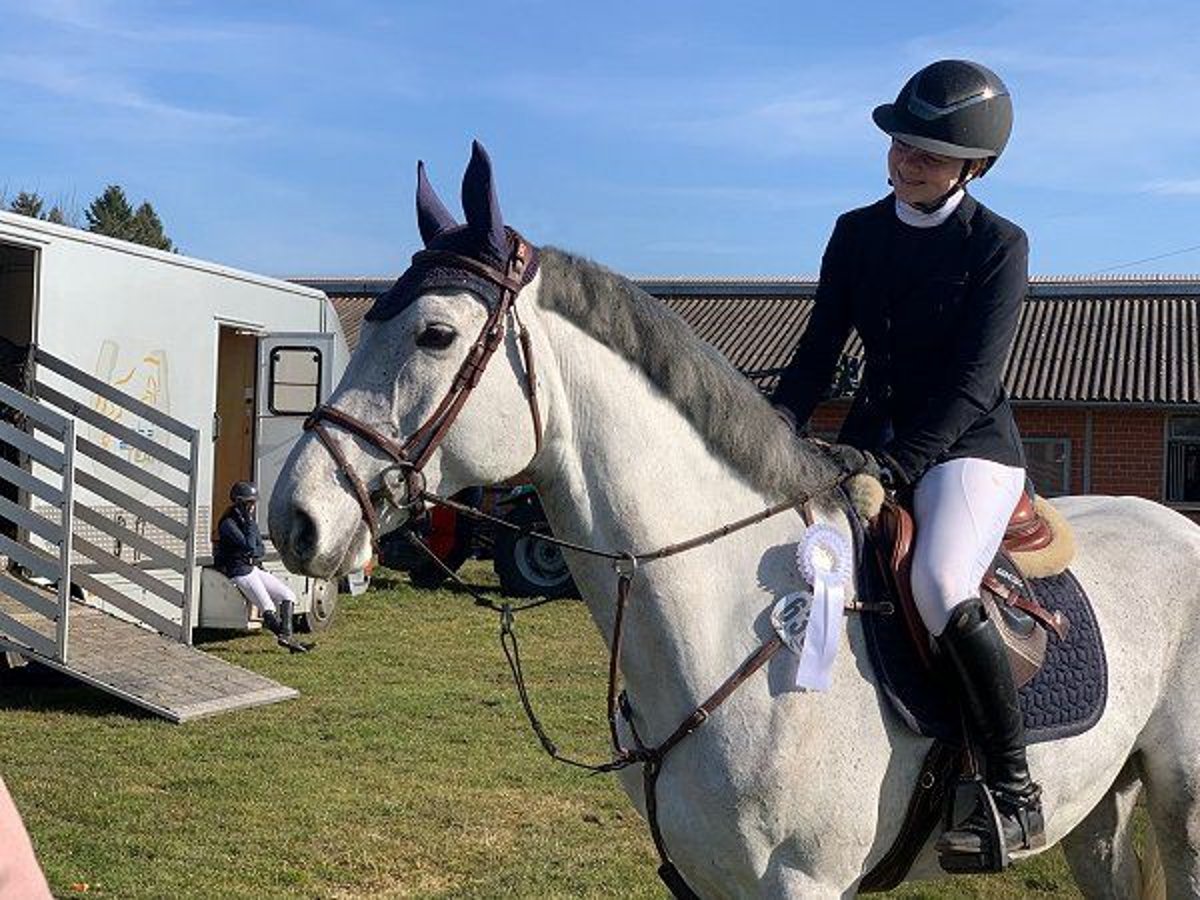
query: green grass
0 563 1081 898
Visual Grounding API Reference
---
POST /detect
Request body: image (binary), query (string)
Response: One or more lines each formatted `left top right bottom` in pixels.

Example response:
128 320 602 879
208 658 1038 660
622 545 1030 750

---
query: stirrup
937 777 1010 874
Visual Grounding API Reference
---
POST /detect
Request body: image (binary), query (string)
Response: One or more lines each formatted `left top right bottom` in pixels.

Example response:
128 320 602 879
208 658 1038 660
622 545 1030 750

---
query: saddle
869 490 1071 686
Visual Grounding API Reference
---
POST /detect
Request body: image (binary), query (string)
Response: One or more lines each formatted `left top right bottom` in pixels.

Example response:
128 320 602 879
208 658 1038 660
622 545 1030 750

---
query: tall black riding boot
262 608 285 638
275 599 311 653
935 598 1044 872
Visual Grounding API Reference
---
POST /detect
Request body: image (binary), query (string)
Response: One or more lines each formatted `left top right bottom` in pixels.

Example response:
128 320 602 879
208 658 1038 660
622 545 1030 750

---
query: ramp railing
0 381 75 662
29 347 200 645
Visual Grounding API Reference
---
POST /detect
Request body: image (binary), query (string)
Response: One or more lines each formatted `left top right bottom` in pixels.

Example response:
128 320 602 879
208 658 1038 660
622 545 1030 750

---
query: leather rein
300 234 865 899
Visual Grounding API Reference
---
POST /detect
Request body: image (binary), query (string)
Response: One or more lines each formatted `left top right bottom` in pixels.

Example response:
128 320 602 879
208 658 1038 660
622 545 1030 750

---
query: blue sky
3 1 1199 278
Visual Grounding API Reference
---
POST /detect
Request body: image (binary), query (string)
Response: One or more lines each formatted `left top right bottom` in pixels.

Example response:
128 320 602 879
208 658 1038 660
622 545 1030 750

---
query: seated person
214 481 310 653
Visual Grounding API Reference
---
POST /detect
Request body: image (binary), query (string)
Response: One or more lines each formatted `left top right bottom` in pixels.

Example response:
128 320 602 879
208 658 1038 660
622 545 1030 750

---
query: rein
300 234 870 899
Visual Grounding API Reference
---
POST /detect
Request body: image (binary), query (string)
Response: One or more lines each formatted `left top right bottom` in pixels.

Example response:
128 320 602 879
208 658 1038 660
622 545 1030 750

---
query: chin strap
911 160 978 214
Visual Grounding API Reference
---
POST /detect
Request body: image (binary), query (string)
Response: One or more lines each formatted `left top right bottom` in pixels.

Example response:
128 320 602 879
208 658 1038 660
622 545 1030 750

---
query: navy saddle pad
862 568 1108 744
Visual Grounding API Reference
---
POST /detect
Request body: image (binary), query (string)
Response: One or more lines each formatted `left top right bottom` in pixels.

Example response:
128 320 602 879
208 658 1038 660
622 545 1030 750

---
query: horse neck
527 309 821 730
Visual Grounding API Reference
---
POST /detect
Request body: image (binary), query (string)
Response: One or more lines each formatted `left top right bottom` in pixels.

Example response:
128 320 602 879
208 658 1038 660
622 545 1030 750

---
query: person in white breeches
770 59 1044 868
910 457 1027 636
215 481 310 653
230 568 297 618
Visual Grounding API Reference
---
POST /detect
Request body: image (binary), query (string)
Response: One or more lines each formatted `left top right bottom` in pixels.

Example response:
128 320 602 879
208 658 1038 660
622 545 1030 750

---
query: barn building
293 275 1200 522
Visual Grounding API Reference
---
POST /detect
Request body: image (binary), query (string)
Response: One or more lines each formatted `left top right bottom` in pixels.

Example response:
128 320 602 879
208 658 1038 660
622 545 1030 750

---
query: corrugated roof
299 277 1200 405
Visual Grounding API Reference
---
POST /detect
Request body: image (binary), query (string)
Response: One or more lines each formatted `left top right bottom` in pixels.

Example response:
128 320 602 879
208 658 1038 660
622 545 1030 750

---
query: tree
85 185 135 239
8 192 45 219
45 207 67 225
130 202 173 251
84 185 175 251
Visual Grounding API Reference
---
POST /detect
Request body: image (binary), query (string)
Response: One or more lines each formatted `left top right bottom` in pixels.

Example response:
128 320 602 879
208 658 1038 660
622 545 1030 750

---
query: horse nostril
290 507 319 558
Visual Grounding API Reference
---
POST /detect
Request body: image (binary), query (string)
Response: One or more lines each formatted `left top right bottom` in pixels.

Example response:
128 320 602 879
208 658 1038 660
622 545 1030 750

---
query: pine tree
85 185 136 240
130 202 174 251
46 206 67 225
9 191 45 219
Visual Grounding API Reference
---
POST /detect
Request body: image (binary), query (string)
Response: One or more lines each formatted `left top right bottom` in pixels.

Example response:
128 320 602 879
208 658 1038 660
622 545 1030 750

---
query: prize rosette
788 523 853 691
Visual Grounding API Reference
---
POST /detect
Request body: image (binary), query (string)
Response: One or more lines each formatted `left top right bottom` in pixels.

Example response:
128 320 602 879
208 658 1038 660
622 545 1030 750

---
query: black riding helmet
230 481 258 504
873 59 1012 176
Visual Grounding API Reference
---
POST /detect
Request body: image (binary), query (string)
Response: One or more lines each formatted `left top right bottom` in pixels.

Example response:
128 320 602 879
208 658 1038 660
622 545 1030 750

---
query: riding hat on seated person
230 481 258 504
873 59 1013 175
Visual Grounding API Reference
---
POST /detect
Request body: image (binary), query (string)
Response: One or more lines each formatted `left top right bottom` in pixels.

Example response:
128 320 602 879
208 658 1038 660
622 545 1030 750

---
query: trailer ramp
0 352 297 722
0 590 296 722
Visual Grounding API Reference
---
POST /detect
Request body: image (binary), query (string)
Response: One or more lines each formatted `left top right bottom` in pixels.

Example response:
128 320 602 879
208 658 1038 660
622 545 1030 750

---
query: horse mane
535 247 843 502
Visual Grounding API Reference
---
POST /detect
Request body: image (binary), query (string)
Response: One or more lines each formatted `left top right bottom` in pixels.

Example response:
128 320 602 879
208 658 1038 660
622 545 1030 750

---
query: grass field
0 564 1084 898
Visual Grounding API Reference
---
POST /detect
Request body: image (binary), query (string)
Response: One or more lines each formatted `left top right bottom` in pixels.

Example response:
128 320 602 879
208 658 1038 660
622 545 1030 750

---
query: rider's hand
864 449 908 489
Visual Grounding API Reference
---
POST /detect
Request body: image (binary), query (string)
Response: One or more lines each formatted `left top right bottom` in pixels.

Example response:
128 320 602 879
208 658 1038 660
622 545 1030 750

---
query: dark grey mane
535 247 842 502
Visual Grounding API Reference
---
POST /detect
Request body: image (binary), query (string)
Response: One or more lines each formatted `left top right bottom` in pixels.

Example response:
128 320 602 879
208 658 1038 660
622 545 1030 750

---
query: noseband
303 233 543 550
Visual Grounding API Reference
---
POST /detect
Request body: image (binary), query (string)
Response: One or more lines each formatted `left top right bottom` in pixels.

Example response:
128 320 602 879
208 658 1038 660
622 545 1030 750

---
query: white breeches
231 568 296 615
911 457 1026 636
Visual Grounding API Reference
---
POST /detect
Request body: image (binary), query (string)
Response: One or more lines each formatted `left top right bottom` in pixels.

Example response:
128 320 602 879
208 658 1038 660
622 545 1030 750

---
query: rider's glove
864 449 909 490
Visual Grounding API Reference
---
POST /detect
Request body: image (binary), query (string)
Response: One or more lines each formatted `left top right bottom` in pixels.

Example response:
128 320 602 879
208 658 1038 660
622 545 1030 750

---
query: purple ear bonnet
366 141 537 322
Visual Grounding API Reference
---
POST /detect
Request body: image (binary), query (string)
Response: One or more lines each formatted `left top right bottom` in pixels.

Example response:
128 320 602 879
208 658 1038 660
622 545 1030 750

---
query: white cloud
1142 178 1200 196
0 54 249 132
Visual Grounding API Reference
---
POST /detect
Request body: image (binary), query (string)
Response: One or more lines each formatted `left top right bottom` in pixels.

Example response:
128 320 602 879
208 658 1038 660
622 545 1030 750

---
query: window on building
1166 415 1200 503
1023 438 1070 496
269 346 321 415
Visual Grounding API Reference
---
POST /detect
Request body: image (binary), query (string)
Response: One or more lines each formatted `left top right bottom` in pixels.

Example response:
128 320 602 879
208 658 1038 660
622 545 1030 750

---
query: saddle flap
869 502 934 671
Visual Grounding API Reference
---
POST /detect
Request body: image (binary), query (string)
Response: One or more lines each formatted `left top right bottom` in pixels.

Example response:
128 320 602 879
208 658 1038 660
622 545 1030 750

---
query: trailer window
269 346 321 415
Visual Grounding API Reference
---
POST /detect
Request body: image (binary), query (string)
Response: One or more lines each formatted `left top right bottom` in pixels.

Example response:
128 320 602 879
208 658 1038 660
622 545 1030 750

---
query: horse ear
461 140 507 260
416 160 458 246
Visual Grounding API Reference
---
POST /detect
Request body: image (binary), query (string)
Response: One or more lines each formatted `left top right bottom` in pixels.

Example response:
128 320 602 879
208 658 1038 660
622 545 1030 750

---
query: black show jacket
214 506 265 578
772 193 1028 483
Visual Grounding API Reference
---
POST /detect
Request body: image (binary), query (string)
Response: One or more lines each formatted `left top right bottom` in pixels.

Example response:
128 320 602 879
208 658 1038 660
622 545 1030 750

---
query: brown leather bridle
303 233 543 550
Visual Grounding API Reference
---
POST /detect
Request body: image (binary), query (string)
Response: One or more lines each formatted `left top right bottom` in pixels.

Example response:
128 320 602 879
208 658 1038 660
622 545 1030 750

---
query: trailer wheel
493 504 577 598
296 579 338 633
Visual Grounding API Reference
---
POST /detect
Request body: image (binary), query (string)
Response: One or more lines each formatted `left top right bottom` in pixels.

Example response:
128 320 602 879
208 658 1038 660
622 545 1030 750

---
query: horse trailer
0 210 352 720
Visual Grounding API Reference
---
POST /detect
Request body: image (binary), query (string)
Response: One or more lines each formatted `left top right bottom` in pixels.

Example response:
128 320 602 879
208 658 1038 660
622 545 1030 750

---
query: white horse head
271 144 1194 897
270 142 545 576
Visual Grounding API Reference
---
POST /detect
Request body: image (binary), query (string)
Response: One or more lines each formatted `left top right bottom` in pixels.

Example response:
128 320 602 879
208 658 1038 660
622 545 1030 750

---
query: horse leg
1060 756 1145 898
1139 710 1200 898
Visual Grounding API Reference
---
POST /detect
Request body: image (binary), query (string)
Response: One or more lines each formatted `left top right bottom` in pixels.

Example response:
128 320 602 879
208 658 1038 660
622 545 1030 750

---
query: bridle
303 232 543 550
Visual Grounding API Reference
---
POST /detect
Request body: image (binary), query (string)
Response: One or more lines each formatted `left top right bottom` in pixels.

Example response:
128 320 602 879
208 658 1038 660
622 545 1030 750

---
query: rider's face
887 138 967 207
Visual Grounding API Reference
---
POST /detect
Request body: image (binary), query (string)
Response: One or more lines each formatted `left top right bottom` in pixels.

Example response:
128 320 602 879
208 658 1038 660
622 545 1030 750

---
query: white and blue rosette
789 524 853 691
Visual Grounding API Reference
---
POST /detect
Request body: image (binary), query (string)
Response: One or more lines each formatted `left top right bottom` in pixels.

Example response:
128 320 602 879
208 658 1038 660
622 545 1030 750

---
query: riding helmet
873 60 1013 174
230 481 258 504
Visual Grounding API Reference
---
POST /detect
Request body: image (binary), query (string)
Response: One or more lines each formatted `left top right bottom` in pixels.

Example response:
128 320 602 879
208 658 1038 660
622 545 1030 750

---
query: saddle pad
861 568 1107 745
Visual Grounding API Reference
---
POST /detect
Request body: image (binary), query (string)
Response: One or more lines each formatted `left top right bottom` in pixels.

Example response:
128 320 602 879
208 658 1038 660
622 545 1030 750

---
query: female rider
772 59 1042 870
215 481 310 653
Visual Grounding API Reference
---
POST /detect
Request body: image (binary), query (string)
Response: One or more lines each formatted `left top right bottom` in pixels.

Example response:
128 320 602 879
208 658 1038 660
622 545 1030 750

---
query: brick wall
1087 408 1165 497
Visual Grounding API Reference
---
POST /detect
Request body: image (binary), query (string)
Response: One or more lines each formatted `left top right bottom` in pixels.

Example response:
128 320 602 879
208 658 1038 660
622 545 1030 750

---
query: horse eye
415 323 457 350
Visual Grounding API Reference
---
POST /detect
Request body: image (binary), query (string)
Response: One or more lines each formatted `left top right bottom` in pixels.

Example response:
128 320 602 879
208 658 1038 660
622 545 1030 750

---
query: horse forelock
534 247 842 503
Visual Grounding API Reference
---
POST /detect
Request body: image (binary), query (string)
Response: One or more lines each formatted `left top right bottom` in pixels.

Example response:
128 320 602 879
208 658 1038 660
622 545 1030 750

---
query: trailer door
255 333 334 531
